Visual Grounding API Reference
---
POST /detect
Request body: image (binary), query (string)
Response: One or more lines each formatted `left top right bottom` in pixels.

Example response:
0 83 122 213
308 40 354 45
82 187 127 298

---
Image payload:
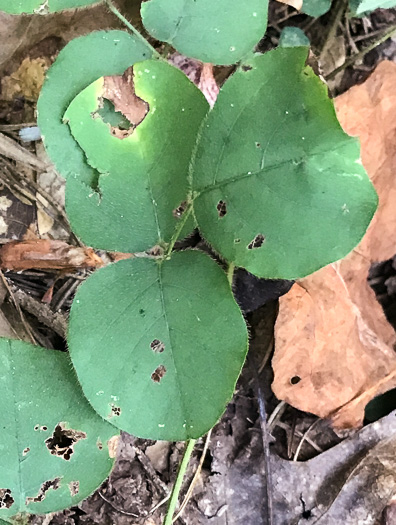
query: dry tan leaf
1 57 50 101
276 0 303 10
273 61 396 428
0 239 103 271
272 267 396 426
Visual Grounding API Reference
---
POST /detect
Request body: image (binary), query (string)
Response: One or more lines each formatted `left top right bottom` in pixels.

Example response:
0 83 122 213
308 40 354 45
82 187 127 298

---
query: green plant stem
165 203 194 258
163 439 196 525
227 263 235 286
326 24 396 80
104 0 162 59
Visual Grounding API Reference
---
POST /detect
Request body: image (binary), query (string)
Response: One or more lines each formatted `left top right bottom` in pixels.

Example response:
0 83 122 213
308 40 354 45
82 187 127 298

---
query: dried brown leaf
0 240 103 270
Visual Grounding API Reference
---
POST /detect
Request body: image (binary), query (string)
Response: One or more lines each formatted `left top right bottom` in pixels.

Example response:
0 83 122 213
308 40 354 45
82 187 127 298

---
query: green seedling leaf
349 0 396 15
68 250 248 441
279 27 310 47
0 339 117 522
0 0 100 14
191 47 378 279
64 60 208 252
141 0 268 65
302 0 331 16
37 31 152 186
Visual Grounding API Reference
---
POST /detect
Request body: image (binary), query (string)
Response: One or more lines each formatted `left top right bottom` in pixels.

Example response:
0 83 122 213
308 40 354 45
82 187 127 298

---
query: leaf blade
68 251 248 440
192 47 378 279
0 340 117 521
63 60 208 252
141 0 269 65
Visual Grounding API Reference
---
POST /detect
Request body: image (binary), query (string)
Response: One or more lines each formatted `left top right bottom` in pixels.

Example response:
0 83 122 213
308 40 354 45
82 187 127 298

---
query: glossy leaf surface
192 47 378 279
68 250 248 440
141 0 268 65
0 340 117 522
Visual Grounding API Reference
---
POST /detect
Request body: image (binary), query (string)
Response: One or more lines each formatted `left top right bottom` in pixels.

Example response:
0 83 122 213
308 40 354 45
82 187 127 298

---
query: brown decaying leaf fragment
0 239 103 271
101 66 149 139
272 61 396 429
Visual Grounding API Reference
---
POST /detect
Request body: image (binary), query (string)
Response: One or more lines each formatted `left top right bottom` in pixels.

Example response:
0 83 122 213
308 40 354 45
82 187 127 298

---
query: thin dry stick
326 23 396 80
267 401 287 432
0 270 36 345
173 429 212 522
293 418 320 462
249 354 273 525
319 0 349 56
98 491 140 517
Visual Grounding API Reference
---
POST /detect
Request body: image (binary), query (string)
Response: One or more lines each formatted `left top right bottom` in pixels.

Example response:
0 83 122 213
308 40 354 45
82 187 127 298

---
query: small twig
267 401 287 432
318 0 349 56
98 491 141 517
0 132 49 172
134 446 169 496
0 270 36 345
248 354 273 525
173 430 212 522
9 285 67 339
293 419 320 462
104 0 162 59
326 23 396 80
163 439 196 525
276 421 323 453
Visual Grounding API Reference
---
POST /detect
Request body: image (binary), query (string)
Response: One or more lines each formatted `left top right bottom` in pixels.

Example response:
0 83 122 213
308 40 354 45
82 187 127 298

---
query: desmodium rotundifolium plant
0 0 379 523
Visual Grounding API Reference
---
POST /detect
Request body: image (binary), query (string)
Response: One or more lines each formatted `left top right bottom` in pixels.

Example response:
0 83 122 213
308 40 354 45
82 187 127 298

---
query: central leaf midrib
195 141 350 197
157 263 190 435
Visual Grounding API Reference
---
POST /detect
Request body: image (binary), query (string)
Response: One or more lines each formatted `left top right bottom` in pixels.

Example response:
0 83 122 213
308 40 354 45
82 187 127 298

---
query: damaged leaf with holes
37 31 152 187
62 59 208 252
0 0 100 14
0 339 117 521
141 0 269 65
191 46 378 279
68 250 248 441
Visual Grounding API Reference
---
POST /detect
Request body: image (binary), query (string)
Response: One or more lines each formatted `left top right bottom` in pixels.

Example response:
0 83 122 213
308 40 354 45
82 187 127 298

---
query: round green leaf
141 0 268 65
191 47 378 279
63 59 208 252
37 31 152 186
0 0 100 14
68 250 248 440
302 0 331 16
279 27 310 48
0 339 117 522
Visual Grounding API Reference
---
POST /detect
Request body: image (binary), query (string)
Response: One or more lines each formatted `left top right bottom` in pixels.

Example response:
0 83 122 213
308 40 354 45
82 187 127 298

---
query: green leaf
64 60 208 252
37 31 152 186
302 0 331 16
191 47 378 279
349 0 396 15
0 339 117 522
68 250 248 440
279 27 310 47
141 0 268 65
0 0 100 14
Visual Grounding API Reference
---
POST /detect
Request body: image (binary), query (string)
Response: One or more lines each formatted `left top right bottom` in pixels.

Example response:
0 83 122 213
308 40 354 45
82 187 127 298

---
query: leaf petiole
163 439 196 525
104 0 162 60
